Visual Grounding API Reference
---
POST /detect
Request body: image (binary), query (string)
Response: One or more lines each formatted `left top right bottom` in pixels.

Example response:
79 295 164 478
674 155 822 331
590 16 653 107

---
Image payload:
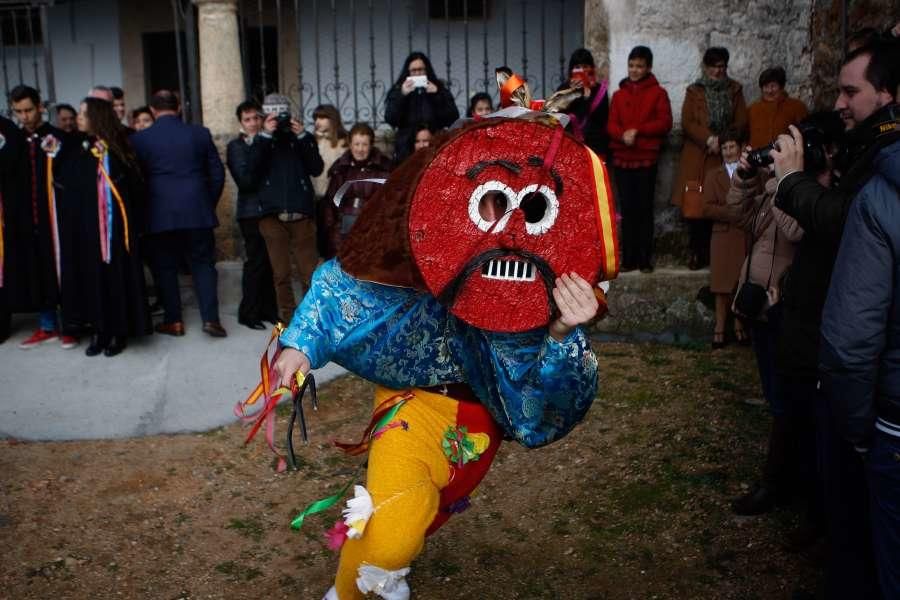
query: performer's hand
771 125 805 180
623 128 638 146
274 348 311 389
550 273 599 341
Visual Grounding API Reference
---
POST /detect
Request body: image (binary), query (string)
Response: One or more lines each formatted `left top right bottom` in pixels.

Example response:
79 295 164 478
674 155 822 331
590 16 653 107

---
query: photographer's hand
737 146 754 178
262 113 278 134
771 125 805 181
290 118 304 136
425 81 438 94
401 78 416 95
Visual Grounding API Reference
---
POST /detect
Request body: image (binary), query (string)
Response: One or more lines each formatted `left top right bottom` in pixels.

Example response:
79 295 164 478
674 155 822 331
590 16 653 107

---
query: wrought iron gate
0 0 55 107
239 0 585 128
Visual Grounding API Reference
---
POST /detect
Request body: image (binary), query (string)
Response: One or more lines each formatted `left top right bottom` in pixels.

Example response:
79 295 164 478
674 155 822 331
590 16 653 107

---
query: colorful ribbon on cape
41 135 62 285
91 141 130 263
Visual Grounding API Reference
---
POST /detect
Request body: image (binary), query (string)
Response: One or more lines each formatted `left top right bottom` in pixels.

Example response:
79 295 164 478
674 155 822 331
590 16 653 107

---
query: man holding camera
771 40 899 599
253 93 324 325
817 40 900 599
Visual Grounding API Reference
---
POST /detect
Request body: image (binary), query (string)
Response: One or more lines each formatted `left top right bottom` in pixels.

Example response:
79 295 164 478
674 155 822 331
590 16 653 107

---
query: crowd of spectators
1 28 900 597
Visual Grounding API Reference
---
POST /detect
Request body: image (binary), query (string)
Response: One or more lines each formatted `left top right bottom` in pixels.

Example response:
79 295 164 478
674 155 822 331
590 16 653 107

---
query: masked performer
263 76 617 600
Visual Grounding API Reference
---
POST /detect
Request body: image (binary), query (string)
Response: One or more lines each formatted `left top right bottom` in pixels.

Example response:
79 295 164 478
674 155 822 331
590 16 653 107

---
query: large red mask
339 117 618 333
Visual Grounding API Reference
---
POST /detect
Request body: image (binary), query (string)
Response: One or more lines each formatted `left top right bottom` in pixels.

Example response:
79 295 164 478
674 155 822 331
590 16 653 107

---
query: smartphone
409 75 428 88
571 67 595 89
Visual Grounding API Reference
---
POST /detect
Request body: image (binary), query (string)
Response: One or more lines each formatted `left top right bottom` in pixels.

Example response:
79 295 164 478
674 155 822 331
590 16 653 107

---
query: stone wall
586 0 898 265
808 0 899 110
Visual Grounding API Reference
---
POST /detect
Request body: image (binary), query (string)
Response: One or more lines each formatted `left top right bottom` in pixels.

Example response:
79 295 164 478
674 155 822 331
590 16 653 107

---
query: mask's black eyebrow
527 156 563 196
466 159 521 180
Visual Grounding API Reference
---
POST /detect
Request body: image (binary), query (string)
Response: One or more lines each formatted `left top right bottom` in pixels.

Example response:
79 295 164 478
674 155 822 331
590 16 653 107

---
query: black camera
739 122 832 178
275 111 292 132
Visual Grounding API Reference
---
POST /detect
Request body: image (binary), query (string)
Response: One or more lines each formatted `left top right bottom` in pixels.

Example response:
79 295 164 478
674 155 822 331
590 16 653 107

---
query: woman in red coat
607 46 673 273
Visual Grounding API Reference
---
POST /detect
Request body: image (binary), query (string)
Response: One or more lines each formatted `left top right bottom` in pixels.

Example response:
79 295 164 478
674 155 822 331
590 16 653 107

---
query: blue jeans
750 305 784 416
867 431 900 599
39 309 58 332
816 391 880 600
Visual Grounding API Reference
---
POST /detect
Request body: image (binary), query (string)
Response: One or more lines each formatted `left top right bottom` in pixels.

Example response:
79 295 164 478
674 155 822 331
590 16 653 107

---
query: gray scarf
697 75 732 135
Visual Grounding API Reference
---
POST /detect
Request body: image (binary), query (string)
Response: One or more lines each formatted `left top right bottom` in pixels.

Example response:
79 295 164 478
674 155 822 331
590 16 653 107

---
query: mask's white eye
468 180 516 233
517 184 559 235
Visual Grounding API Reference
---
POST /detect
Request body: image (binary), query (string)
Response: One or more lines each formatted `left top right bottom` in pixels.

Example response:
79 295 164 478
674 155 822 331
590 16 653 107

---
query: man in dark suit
131 90 227 337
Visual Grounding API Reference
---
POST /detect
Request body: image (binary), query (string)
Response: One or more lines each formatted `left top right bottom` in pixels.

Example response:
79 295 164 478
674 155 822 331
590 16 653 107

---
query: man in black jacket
225 100 278 330
772 41 899 599
254 93 324 324
818 46 900 600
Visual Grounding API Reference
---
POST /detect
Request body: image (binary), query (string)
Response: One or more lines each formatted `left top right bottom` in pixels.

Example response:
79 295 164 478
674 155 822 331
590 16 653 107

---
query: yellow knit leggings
333 385 496 599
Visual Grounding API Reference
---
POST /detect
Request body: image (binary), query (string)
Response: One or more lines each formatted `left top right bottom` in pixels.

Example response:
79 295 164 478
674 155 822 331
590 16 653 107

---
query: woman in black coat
558 48 610 159
58 97 151 356
384 52 459 163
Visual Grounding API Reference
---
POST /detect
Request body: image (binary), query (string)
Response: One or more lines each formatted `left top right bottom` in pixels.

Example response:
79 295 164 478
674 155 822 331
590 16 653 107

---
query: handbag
681 156 707 220
733 210 777 321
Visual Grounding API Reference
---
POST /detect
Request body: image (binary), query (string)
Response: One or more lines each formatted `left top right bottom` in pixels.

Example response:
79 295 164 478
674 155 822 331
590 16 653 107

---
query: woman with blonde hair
310 105 348 255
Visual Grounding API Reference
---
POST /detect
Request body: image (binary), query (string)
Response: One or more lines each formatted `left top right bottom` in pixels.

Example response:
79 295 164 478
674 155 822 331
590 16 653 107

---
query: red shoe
60 335 79 349
19 329 58 349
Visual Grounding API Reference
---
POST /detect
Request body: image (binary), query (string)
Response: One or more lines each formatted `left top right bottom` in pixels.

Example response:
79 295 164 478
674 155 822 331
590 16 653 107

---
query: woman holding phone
558 48 610 159
384 52 459 163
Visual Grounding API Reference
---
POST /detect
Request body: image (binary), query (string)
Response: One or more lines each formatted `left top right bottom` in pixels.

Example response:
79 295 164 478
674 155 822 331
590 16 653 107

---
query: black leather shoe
731 483 777 516
104 337 127 357
85 334 108 357
239 319 267 331
202 321 228 338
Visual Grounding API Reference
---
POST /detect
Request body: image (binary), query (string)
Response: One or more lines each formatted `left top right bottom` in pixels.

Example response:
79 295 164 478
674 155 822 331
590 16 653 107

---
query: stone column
194 0 243 259
583 0 610 81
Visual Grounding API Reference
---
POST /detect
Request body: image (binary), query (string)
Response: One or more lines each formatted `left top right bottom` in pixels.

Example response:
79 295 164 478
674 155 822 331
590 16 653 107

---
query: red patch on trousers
426 398 503 536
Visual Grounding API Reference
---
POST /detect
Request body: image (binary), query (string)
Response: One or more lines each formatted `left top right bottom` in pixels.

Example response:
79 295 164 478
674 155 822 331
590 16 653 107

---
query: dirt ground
1 341 820 599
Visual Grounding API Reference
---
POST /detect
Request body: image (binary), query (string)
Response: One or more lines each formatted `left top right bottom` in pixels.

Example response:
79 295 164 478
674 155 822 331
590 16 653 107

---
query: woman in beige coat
672 47 748 270
726 162 803 516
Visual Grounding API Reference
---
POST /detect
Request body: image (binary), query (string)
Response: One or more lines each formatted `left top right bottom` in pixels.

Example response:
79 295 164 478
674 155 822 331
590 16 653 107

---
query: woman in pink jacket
726 162 803 517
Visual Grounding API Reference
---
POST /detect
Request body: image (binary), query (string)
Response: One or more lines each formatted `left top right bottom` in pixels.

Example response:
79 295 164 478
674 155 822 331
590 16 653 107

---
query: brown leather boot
155 321 185 336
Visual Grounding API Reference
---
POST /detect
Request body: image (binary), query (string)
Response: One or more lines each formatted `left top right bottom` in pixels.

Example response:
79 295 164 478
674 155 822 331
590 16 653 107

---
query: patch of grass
640 350 672 367
622 389 661 409
612 480 670 513
214 560 263 582
428 557 462 577
711 379 742 394
225 516 265 543
551 515 571 535
692 354 728 376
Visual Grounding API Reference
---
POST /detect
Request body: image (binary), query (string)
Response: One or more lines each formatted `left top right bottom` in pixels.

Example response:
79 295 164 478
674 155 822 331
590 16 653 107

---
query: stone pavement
0 263 346 441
